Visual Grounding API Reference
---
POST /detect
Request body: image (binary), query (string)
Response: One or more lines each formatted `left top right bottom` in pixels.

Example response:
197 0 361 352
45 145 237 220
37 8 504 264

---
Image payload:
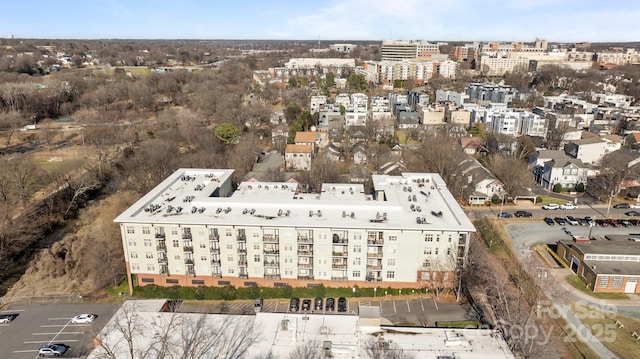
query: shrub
491 194 502 204
553 183 563 193
535 196 543 203
575 182 585 192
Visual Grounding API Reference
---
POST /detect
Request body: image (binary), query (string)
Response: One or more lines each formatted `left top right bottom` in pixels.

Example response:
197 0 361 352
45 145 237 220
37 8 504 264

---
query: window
425 234 433 242
387 258 395 266
147 263 155 271
285 244 293 251
172 240 179 248
126 226 135 234
228 268 235 274
174 254 181 260
354 245 362 253
612 276 624 289
130 252 138 259
144 239 152 247
253 231 259 237
171 227 178 235
421 272 430 280
131 263 140 271
423 260 430 267
353 270 361 277
255 255 261 263
142 227 150 234
386 271 395 279
448 235 452 243
254 243 260 250
285 256 293 263
145 252 153 259
389 236 397 241
227 256 234 261
128 240 136 247
424 248 432 255
199 243 206 249
200 255 207 261
226 229 233 237
435 248 439 255
353 258 361 265
436 235 440 242
227 244 233 249
599 276 609 288
447 248 452 256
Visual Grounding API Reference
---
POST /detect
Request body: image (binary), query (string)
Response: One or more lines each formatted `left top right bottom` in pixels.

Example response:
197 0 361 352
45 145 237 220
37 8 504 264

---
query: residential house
284 144 313 170
625 132 640 150
353 143 367 165
459 155 505 205
418 104 445 125
458 136 486 155
529 150 588 190
294 131 321 153
564 134 622 166
310 96 327 114
271 125 289 148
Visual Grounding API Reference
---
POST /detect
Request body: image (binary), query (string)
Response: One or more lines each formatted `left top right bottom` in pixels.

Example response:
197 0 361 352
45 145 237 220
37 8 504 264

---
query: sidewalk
547 267 640 307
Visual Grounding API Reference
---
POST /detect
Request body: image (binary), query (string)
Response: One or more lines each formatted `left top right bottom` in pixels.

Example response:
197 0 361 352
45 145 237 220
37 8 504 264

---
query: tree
468 123 487 140
545 120 570 150
362 336 414 359
347 73 368 92
553 183 563 193
486 154 534 199
284 102 302 124
214 123 240 145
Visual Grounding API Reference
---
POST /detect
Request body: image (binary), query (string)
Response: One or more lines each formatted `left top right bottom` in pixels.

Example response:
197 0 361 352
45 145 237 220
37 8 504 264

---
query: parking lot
0 303 119 359
179 296 470 327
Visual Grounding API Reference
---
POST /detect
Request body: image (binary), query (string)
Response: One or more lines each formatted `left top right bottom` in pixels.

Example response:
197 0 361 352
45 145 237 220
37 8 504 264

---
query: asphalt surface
0 303 119 359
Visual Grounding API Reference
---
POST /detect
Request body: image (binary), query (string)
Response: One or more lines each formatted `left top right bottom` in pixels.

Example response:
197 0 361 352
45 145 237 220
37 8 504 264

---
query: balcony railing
160 270 170 276
367 251 383 258
366 264 382 270
183 246 194 253
297 249 313 255
332 238 348 244
297 263 313 269
332 264 348 269
182 233 192 240
212 272 222 278
211 259 221 265
263 234 279 243
210 247 220 254
263 249 279 254
332 251 347 257
184 259 194 265
239 273 248 279
186 270 196 277
209 234 219 241
157 257 168 264
156 244 167 251
367 239 384 246
264 261 280 267
331 276 348 281
297 236 313 243
155 233 166 239
238 260 247 266
366 276 383 282
237 248 247 254
264 274 281 279
298 275 313 280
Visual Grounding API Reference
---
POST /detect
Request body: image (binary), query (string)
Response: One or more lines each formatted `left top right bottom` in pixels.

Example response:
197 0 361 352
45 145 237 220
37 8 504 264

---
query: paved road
0 303 119 359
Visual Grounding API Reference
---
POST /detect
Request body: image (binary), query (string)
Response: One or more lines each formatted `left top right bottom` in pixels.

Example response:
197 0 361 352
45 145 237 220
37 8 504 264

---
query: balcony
186 270 196 277
332 251 347 257
297 236 313 244
209 234 219 241
366 276 383 282
367 251 383 258
298 263 313 269
210 247 220 254
263 249 279 254
237 236 246 243
263 234 279 243
160 270 170 276
366 264 382 270
264 274 281 279
182 233 192 240
367 239 384 246
155 233 166 239
238 260 247 266
332 238 348 244
298 275 313 280
264 261 280 268
332 264 348 270
211 259 221 266
184 259 194 265
239 273 248 279
331 276 348 281
157 256 168 264
212 272 222 278
297 249 313 256
237 248 247 254
156 243 167 251
183 246 194 253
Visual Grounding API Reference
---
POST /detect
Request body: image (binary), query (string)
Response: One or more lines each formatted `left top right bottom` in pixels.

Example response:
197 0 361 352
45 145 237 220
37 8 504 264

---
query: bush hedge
133 284 426 300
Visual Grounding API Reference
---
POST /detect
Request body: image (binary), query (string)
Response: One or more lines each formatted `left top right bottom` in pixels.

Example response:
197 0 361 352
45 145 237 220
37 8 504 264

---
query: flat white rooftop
114 169 475 233
88 300 513 359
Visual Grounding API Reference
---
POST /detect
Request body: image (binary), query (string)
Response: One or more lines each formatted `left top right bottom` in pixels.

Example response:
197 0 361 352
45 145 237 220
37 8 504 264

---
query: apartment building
114 169 475 294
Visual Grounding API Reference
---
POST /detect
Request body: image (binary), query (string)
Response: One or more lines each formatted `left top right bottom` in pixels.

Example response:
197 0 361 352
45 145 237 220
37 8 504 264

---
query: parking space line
419 297 424 311
33 332 85 335
12 349 39 353
406 299 411 312
433 297 439 310
24 339 80 344
393 300 396 313
40 324 86 327
2 309 25 312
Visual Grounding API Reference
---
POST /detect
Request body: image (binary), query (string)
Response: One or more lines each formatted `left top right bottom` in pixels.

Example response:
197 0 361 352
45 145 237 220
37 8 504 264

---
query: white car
71 313 97 324
560 203 577 210
542 203 559 210
631 203 640 209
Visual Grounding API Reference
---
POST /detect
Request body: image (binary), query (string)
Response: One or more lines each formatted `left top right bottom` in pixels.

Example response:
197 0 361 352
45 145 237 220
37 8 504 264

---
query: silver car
38 343 69 357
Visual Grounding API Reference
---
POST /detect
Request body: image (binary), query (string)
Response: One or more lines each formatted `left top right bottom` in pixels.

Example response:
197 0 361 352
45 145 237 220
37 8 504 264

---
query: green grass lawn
565 275 629 300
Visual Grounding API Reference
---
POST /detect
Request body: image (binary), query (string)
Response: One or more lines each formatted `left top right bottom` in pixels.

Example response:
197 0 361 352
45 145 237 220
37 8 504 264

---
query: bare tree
287 340 324 359
362 336 414 359
486 153 535 199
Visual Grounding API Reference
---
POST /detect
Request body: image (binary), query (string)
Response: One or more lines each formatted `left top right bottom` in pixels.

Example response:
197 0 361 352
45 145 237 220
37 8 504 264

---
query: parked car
302 299 312 311
497 212 512 218
253 298 263 313
514 211 533 218
566 216 579 226
314 297 324 311
560 202 577 210
289 298 300 312
325 297 335 311
630 203 640 209
554 217 567 225
577 217 589 226
595 219 609 227
38 343 70 357
337 297 347 312
607 219 621 227
626 211 640 217
618 219 631 227
544 217 555 226
71 314 97 324
613 203 631 209
629 219 640 226
543 203 559 210
0 313 17 324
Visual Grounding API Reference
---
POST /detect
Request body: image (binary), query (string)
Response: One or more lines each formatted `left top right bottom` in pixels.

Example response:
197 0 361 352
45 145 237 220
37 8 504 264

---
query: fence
0 294 84 307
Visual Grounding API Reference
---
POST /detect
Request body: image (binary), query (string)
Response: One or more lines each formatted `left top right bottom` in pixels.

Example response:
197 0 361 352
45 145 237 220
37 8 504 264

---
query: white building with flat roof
89 300 514 359
114 169 475 293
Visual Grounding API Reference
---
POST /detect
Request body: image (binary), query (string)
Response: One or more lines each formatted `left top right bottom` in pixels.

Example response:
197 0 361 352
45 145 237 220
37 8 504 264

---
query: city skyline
2 0 640 42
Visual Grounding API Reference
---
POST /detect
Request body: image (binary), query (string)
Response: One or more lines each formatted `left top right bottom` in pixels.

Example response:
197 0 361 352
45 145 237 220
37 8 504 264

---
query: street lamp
373 287 377 298
588 215 596 239
352 287 356 297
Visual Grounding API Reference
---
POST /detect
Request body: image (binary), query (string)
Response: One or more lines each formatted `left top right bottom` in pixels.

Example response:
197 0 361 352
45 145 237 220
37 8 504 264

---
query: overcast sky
3 0 639 42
